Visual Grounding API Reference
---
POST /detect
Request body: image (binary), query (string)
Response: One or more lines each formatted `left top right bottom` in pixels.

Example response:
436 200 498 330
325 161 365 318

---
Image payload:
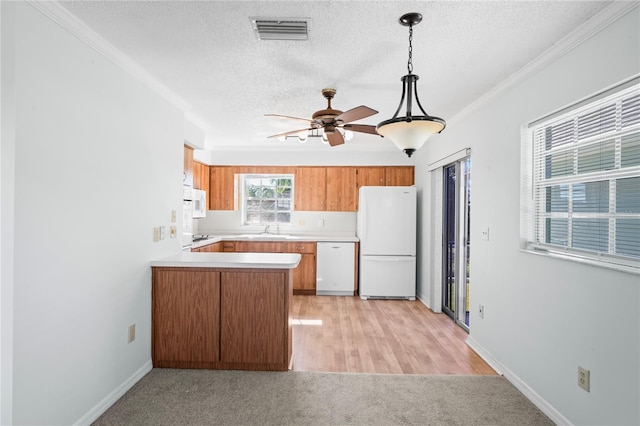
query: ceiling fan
265 88 380 146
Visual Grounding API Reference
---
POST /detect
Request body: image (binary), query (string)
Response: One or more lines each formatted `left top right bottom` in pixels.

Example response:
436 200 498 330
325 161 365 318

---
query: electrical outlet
578 366 590 392
171 210 177 223
478 304 484 319
128 324 136 343
160 226 166 240
481 227 490 241
319 219 324 228
170 225 177 238
153 227 161 242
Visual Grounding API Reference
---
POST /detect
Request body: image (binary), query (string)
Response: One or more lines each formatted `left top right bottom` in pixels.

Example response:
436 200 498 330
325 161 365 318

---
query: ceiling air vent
250 17 310 41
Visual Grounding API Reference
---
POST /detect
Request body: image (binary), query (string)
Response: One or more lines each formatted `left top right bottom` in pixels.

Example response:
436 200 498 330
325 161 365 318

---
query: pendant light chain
407 24 413 74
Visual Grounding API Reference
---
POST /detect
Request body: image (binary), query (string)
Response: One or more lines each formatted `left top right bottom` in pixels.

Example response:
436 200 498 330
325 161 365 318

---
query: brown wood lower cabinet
152 266 293 371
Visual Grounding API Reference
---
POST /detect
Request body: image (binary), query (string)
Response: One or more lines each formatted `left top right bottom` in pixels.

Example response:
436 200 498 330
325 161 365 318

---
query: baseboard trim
466 336 572 426
74 360 153 426
416 294 431 310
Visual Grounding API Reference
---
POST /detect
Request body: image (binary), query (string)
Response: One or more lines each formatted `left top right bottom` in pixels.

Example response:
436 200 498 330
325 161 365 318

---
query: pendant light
376 13 446 158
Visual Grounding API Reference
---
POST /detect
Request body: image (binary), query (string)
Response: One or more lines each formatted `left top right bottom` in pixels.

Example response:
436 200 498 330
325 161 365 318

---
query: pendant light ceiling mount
376 12 446 158
399 12 422 27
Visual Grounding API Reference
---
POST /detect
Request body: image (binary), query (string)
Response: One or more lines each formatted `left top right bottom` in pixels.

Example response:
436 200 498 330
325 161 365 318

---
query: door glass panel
442 157 471 331
443 165 456 318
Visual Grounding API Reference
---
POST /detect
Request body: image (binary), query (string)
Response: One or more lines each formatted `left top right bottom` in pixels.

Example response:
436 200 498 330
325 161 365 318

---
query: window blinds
530 84 640 262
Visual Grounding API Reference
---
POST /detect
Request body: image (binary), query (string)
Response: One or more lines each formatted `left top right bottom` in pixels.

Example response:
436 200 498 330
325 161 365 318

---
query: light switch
481 227 490 241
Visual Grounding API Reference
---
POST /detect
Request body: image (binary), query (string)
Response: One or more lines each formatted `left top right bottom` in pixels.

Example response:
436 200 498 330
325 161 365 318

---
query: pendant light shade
377 13 446 158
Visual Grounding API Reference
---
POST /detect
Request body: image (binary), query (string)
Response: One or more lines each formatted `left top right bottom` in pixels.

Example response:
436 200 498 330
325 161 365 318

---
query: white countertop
191 233 358 249
151 252 301 269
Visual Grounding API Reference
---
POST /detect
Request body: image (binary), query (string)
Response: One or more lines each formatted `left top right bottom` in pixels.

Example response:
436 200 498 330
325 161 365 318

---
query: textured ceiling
58 1 612 152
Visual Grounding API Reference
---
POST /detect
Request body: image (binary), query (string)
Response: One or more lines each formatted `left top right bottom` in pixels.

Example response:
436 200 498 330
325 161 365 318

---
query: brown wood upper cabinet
183 145 194 187
385 166 414 186
193 161 210 193
294 167 326 211
326 167 357 212
206 165 413 212
209 166 240 210
356 166 414 188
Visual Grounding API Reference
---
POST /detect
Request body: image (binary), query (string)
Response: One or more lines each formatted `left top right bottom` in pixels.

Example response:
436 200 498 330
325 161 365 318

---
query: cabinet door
209 166 237 210
295 167 326 211
220 271 287 365
386 166 414 186
326 167 357 211
193 161 210 193
294 253 316 293
356 167 386 188
153 269 220 363
183 145 194 187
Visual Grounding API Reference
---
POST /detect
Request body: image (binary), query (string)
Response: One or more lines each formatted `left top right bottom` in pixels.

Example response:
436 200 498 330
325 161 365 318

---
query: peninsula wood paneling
220 271 289 365
152 268 220 364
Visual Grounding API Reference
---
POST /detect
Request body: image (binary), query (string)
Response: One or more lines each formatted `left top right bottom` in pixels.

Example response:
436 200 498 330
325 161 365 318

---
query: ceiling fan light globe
298 131 308 142
344 130 354 141
376 117 445 155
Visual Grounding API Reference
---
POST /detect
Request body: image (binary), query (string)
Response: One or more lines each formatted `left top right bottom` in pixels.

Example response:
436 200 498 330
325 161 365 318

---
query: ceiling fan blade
265 113 314 124
343 124 380 136
335 105 378 124
327 131 345 147
267 127 313 139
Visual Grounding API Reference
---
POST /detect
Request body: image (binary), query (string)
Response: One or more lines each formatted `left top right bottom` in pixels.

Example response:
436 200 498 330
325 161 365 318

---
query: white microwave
193 189 207 218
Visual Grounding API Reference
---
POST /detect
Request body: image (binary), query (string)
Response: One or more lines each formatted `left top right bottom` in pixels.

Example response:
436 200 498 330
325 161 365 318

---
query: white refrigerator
357 186 416 300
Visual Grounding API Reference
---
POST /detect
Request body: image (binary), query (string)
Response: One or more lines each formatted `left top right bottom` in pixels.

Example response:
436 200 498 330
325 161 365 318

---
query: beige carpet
92 369 554 425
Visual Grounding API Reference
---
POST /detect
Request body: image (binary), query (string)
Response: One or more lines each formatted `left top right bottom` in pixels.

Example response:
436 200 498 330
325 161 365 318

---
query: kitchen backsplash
194 210 356 236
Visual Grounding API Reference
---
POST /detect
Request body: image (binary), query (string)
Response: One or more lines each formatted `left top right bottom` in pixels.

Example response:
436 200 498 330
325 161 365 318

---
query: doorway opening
442 157 471 331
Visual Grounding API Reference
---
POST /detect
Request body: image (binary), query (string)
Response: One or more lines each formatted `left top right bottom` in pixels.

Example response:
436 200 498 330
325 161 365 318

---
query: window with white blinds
526 83 640 270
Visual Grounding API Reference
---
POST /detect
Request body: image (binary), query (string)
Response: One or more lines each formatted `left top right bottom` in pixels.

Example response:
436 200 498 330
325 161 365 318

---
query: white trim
427 148 471 171
26 1 194 113
74 360 153 426
521 247 640 275
466 336 573 426
430 167 443 313
448 1 639 127
416 294 431 310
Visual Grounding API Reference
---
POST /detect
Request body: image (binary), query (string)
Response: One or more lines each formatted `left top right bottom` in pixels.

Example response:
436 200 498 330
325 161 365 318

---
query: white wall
1 3 184 424
414 6 639 425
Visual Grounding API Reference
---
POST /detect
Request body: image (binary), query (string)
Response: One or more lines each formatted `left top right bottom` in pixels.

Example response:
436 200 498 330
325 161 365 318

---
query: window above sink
241 174 294 226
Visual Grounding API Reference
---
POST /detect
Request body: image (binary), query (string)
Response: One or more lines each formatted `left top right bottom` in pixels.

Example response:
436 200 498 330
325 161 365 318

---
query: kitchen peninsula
150 252 300 371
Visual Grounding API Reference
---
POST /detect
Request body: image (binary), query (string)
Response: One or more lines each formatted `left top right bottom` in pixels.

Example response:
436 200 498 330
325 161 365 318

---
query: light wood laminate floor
291 295 496 375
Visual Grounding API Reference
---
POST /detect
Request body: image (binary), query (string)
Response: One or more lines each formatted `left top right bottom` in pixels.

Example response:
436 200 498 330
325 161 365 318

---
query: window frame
521 80 640 274
240 173 294 226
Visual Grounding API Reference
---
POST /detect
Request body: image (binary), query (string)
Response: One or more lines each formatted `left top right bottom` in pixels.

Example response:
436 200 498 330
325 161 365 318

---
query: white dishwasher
316 242 355 296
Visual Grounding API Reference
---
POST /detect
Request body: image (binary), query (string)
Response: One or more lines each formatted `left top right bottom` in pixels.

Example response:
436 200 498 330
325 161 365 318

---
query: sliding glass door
442 157 471 330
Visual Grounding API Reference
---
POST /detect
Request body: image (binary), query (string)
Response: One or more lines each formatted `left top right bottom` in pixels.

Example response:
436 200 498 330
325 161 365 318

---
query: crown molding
26 0 192 112
448 1 639 126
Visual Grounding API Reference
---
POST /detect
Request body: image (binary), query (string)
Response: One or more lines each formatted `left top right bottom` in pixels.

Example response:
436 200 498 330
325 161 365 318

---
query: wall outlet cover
578 366 590 392
128 324 136 343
